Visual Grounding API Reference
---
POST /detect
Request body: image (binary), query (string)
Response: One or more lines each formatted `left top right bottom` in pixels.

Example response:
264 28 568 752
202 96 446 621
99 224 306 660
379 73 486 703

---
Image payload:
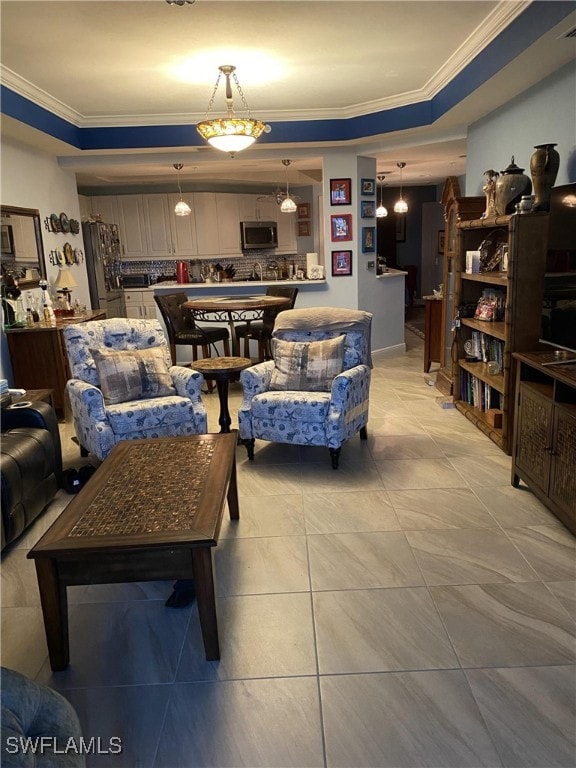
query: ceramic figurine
482 169 499 219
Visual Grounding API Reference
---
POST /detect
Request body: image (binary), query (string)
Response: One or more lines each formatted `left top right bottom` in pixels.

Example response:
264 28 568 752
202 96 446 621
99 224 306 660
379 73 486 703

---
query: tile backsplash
121 252 305 282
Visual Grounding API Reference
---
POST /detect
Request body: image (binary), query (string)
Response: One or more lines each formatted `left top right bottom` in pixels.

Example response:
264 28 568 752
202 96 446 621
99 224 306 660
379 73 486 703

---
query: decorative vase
530 143 560 212
494 156 532 216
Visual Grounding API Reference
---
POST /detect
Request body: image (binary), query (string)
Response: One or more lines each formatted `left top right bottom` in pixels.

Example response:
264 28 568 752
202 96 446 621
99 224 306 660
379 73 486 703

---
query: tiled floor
2 328 575 767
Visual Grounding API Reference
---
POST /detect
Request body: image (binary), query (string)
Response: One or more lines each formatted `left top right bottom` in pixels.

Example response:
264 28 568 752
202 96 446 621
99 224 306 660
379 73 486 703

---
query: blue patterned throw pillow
91 347 176 404
270 336 345 392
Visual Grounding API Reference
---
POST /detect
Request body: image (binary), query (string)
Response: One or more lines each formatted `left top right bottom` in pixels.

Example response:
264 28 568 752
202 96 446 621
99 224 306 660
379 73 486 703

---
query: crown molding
0 1 532 128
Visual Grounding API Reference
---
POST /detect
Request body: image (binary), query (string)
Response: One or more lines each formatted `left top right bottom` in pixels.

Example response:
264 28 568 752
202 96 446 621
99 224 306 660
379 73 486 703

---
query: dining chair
235 285 299 361
154 292 230 364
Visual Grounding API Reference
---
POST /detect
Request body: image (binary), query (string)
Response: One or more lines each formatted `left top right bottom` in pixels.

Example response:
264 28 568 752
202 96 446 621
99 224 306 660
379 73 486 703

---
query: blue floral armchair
238 308 372 469
63 318 207 462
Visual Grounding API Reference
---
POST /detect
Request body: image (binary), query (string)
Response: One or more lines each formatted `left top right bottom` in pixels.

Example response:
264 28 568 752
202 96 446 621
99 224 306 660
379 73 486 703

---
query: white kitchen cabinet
237 194 258 221
116 195 148 258
123 289 157 319
215 194 241 255
142 194 174 257
196 193 241 257
194 193 219 256
90 196 120 226
167 193 198 256
277 210 297 253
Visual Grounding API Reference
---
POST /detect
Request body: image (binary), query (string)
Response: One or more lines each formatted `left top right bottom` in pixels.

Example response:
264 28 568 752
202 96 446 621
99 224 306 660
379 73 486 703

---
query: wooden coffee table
28 433 239 670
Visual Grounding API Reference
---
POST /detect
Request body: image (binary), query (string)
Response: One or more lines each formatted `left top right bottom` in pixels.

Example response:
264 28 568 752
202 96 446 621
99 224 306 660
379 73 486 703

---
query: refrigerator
82 221 125 317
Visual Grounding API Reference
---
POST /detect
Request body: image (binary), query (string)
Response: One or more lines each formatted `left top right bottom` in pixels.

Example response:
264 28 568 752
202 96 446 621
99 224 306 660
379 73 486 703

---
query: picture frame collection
296 202 311 239
327 176 378 274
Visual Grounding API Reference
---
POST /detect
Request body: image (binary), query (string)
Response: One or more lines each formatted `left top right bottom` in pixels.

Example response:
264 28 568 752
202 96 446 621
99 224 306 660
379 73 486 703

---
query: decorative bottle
494 156 532 216
530 143 560 212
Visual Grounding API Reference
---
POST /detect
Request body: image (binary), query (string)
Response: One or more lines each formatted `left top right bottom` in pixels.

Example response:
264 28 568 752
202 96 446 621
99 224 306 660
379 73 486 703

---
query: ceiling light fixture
196 65 270 156
165 1 195 6
280 159 297 213
173 163 191 216
394 162 408 214
376 174 388 218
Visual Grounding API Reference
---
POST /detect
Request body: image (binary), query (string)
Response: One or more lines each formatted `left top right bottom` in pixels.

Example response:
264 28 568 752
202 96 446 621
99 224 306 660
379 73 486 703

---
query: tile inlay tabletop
29 433 239 669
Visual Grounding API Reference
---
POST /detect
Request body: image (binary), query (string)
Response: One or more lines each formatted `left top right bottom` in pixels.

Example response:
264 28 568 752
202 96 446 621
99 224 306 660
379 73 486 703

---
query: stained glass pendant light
173 164 191 216
196 65 269 156
376 174 388 218
280 159 297 213
394 162 408 214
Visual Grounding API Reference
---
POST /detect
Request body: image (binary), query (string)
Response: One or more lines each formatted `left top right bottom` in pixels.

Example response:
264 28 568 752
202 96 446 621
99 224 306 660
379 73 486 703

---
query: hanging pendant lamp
280 159 297 213
376 174 388 218
196 65 270 156
394 162 408 214
173 163 191 216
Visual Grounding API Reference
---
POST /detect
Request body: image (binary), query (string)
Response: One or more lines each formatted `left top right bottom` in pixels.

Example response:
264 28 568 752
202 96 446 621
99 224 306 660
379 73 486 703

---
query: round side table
192 356 252 433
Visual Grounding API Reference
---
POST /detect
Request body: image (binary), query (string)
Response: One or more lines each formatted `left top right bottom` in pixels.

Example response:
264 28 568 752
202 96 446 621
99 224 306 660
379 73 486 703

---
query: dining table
183 294 291 356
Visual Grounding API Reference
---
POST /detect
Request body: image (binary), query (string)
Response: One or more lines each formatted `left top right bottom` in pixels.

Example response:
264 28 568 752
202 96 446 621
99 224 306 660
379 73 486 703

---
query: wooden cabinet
512 353 576 534
453 213 548 454
124 289 157 319
5 312 106 415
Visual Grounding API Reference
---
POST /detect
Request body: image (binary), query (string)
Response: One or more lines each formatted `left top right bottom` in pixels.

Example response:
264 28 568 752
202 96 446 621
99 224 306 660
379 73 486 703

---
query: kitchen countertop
376 268 408 279
150 279 327 291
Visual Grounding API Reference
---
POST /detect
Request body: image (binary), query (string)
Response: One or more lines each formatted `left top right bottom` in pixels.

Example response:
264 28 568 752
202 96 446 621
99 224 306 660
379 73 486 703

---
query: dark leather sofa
1 401 62 551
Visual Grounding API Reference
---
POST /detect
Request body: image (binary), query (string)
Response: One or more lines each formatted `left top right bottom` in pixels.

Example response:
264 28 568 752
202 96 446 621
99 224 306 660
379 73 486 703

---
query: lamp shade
174 199 192 216
54 267 77 289
280 196 297 213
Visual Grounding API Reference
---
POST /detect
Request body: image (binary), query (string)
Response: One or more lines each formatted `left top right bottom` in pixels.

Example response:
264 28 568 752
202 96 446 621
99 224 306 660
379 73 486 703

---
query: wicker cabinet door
515 384 552 493
549 405 576 520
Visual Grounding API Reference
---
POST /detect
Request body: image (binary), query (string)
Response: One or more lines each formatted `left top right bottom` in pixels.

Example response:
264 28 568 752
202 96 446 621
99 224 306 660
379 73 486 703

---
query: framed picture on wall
297 203 310 219
297 220 311 237
361 200 375 218
331 250 352 276
362 226 375 253
361 178 375 195
330 178 352 206
330 214 352 241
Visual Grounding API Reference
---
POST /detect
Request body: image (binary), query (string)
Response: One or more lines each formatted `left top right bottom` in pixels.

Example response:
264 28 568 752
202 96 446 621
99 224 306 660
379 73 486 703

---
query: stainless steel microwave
240 221 278 250
121 273 153 288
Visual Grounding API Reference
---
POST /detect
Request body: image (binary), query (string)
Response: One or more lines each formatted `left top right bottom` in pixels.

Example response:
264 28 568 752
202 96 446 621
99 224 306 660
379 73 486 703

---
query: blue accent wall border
1 2 573 151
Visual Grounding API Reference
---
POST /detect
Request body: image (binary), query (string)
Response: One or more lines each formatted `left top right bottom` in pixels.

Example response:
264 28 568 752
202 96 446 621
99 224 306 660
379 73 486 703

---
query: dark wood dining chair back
154 292 230 364
236 285 299 361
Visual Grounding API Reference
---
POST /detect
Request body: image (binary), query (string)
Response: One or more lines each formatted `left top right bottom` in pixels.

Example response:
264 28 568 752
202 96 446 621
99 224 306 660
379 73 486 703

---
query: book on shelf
460 370 502 412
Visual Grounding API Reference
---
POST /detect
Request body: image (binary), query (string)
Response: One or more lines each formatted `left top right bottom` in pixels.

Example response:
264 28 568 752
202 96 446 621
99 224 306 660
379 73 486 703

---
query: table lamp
54 267 78 311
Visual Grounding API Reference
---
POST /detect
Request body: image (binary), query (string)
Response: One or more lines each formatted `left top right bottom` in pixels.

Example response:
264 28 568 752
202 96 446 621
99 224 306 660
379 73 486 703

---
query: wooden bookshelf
453 213 549 454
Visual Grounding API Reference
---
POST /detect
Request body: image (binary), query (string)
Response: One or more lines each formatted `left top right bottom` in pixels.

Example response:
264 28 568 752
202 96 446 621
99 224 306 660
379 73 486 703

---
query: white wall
465 61 576 196
1 138 89 383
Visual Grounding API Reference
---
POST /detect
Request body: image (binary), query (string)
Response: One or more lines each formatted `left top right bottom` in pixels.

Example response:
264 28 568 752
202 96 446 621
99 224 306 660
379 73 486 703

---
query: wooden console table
5 311 105 417
512 351 576 534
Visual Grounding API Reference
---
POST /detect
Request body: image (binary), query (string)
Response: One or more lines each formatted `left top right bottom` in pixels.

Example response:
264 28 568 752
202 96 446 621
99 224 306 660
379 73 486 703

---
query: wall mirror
1 205 46 289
